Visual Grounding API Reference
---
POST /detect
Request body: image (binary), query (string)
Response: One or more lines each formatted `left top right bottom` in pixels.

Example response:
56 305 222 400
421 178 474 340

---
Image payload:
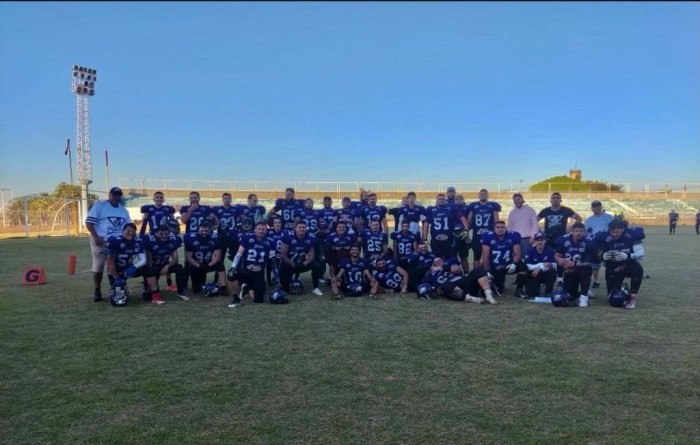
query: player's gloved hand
602 251 616 261
114 277 126 287
614 251 629 261
125 266 137 278
226 267 238 281
506 263 517 274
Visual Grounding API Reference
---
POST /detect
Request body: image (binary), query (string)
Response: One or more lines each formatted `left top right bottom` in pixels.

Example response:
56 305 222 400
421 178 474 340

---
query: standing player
350 190 370 213
668 209 679 235
480 220 524 298
265 216 286 286
104 223 164 305
334 197 357 234
446 186 457 205
145 224 188 300
180 191 218 236
237 193 267 227
330 245 373 300
423 193 467 260
696 210 700 235
452 194 472 273
538 192 582 286
466 189 502 269
212 192 239 271
584 200 614 289
270 188 304 231
391 220 420 268
227 221 279 306
139 191 175 236
387 196 408 232
279 221 325 296
555 222 598 307
397 191 425 236
184 221 225 294
85 187 132 302
523 232 557 298
361 193 389 234
358 220 388 262
595 219 645 309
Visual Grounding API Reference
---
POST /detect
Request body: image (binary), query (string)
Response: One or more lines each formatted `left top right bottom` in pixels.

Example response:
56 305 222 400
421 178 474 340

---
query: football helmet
347 282 364 297
166 217 181 235
290 279 304 295
417 283 433 300
550 290 571 307
269 287 289 304
109 284 129 307
608 284 630 308
202 283 220 297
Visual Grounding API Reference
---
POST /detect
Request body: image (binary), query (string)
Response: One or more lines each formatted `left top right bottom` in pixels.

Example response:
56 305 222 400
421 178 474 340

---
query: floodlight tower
72 65 97 231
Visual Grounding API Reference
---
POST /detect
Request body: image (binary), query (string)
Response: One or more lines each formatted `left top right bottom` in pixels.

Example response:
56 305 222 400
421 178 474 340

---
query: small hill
530 175 623 192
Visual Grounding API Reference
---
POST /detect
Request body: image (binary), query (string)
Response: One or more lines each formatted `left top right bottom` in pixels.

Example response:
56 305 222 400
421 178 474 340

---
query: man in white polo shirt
85 187 132 302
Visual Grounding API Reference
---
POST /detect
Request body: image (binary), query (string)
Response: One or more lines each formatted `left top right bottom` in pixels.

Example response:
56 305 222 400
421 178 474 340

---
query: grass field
1 227 699 444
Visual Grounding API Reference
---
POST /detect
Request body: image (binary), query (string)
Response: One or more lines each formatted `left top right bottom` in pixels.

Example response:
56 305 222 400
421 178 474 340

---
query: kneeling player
105 223 164 305
331 245 372 299
184 222 226 295
595 219 645 309
145 225 188 300
280 221 325 295
481 221 526 296
523 232 557 298
555 223 598 308
405 242 436 291
227 222 279 306
369 257 409 299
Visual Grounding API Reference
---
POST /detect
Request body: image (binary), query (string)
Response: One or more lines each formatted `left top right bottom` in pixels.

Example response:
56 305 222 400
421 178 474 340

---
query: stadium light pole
72 65 97 232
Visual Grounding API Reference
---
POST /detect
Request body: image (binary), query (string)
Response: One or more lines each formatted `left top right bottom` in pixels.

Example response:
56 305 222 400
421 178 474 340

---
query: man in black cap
85 187 133 302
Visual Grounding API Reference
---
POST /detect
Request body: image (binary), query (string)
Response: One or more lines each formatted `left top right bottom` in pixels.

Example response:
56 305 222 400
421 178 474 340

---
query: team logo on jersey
548 215 564 226
107 216 126 230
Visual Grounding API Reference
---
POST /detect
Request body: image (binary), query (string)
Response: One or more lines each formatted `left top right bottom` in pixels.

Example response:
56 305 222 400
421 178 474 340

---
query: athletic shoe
331 294 342 301
368 294 379 301
578 295 589 308
516 288 528 299
228 296 242 308
312 288 324 296
93 289 103 302
177 293 190 301
625 294 637 310
465 295 484 304
591 282 600 289
166 284 177 292
151 293 166 305
319 277 327 283
239 284 248 301
419 294 431 301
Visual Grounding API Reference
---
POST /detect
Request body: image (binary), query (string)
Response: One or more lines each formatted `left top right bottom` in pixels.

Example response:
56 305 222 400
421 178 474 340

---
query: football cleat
290 279 304 295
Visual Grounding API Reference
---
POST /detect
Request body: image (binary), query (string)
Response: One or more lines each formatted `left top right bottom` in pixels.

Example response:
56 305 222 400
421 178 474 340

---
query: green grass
1 228 699 444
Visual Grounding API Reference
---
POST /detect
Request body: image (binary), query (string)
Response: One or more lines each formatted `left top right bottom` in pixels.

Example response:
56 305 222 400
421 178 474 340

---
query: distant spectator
507 193 539 255
695 211 699 235
584 200 614 288
668 209 679 235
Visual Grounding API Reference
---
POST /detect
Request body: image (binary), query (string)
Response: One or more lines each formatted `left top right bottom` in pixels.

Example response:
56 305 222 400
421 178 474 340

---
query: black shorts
454 237 469 259
470 236 483 261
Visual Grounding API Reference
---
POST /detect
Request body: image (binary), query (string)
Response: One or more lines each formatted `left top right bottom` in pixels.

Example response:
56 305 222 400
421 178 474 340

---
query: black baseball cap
447 186 456 192
591 200 602 207
533 232 546 240
109 187 123 196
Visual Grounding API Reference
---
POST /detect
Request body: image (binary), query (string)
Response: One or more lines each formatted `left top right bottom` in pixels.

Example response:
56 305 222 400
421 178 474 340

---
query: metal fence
0 197 80 238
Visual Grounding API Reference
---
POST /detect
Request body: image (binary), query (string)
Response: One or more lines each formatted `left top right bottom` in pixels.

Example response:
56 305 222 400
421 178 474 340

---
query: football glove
602 251 616 261
226 267 238 281
614 251 629 261
124 266 137 278
506 263 517 274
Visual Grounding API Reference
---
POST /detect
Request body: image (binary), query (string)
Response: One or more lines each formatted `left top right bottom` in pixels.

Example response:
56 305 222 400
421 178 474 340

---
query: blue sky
1 2 698 197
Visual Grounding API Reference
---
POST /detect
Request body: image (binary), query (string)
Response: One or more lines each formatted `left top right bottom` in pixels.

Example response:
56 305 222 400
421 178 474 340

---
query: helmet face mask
417 283 432 300
202 283 220 297
550 290 571 307
290 279 304 295
109 284 129 306
270 287 289 304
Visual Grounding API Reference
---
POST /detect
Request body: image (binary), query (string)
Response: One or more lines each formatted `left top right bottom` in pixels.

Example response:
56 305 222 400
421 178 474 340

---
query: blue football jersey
398 205 425 234
481 230 522 268
327 232 358 253
555 234 597 265
212 205 239 232
104 235 146 272
318 208 336 227
424 205 455 241
237 204 267 226
184 233 221 264
266 228 286 259
450 204 469 231
468 201 502 236
360 229 388 259
362 205 388 225
390 230 420 258
180 205 214 235
524 246 557 266
594 231 641 267
146 234 182 268
421 265 461 288
339 257 370 284
282 232 316 264
239 234 275 272
274 198 304 230
140 205 175 234
296 208 320 233
372 259 404 290
407 251 436 266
